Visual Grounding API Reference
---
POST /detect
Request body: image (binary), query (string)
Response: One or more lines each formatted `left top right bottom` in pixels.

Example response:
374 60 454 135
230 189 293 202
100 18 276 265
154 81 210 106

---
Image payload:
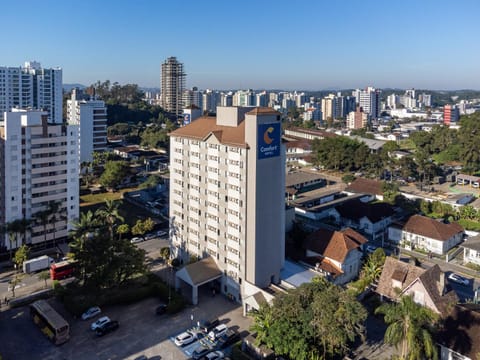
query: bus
30 300 70 345
50 259 77 280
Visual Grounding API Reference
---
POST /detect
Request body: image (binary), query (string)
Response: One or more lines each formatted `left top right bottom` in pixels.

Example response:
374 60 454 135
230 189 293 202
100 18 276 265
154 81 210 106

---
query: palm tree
18 217 32 246
5 220 22 260
47 201 66 250
95 199 124 240
375 295 438 360
34 208 52 249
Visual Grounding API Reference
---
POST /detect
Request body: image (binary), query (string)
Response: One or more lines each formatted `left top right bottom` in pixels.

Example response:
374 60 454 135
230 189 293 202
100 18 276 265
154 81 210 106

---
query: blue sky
1 0 479 90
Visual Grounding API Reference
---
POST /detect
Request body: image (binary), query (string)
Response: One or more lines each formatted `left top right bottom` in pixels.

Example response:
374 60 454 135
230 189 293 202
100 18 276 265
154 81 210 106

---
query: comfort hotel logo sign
258 123 280 159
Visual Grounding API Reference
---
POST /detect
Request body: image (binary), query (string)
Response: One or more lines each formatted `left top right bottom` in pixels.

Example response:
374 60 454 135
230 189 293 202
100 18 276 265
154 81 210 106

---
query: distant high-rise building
321 94 338 121
0 61 62 123
353 87 380 119
444 104 459 125
169 106 285 304
347 105 368 129
160 57 186 117
182 87 202 109
418 93 431 108
387 94 398 109
0 109 79 251
233 90 255 107
67 89 108 163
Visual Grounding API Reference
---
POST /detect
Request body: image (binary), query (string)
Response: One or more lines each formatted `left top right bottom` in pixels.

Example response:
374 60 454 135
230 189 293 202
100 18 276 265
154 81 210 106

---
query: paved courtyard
0 287 251 360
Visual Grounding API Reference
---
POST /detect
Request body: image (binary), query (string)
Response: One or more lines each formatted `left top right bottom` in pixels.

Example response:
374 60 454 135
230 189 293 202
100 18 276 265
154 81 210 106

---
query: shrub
465 262 480 272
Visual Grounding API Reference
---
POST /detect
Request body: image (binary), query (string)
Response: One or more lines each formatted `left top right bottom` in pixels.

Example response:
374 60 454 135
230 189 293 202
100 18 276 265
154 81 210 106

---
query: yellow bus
30 300 70 345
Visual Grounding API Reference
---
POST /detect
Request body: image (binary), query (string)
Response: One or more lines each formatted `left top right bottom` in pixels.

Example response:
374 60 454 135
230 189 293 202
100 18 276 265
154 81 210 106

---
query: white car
448 273 469 286
174 331 197 347
81 306 101 320
130 237 143 244
205 351 225 360
91 316 111 331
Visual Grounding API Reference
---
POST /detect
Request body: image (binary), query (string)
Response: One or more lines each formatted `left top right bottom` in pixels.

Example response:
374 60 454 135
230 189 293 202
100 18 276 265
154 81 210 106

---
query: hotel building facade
169 106 285 303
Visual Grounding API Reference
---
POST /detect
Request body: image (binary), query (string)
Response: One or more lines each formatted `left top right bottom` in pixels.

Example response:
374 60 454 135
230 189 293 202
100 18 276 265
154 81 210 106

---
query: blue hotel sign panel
258 123 281 159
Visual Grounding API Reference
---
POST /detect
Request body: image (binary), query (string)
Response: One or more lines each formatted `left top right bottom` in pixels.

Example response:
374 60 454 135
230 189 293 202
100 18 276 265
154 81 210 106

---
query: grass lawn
80 187 139 206
80 187 164 228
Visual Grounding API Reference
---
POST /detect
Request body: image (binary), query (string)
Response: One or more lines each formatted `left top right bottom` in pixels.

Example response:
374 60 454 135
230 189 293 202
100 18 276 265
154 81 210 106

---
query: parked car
192 345 211 360
198 318 220 333
208 324 228 341
145 233 156 240
365 245 377 254
155 303 167 315
216 329 240 349
174 331 197 347
204 351 225 360
448 273 469 286
133 356 148 360
95 320 119 336
130 237 143 244
156 230 168 238
91 316 111 331
81 306 101 320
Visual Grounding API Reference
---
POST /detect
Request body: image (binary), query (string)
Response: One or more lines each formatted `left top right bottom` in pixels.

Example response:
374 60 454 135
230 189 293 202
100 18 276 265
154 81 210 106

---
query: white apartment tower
0 61 62 123
353 87 380 119
169 106 285 303
0 109 79 251
67 89 108 163
161 57 186 117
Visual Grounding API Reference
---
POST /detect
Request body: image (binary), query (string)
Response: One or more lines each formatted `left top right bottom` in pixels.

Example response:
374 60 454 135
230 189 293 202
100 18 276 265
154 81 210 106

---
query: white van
208 324 228 341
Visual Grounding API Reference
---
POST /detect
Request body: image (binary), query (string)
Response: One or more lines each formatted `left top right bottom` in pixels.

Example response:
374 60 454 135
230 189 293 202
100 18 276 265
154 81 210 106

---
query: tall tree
96 199 124 240
375 295 438 360
99 160 129 190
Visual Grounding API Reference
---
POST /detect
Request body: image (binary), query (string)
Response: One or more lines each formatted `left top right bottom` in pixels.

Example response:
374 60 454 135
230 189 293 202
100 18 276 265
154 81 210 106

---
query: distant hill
63 83 86 92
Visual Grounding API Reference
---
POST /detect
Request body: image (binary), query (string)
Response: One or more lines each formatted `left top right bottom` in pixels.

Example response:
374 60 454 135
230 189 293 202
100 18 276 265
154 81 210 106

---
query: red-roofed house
303 228 367 285
399 215 464 255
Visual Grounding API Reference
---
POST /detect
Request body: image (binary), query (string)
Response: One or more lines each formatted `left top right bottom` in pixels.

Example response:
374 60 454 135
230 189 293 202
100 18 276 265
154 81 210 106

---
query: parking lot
0 287 251 360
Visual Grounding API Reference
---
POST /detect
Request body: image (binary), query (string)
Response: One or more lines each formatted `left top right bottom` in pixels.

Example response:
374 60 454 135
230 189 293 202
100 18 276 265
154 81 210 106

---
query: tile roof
303 256 343 278
304 228 367 263
376 257 424 300
344 178 383 196
376 257 457 316
403 215 464 241
437 304 480 359
335 198 395 223
169 116 248 147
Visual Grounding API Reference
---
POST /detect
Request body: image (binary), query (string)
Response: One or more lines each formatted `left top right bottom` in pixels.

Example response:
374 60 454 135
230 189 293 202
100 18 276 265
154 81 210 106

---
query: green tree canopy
132 218 155 238
250 277 367 359
99 161 129 189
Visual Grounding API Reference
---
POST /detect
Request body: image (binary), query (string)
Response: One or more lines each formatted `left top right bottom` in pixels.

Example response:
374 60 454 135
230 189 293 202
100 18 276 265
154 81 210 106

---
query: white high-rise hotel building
169 107 285 304
0 61 62 123
0 109 79 250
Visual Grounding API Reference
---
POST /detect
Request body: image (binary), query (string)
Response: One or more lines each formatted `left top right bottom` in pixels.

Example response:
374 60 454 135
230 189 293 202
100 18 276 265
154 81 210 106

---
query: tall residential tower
0 109 79 251
160 57 186 117
0 61 62 123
